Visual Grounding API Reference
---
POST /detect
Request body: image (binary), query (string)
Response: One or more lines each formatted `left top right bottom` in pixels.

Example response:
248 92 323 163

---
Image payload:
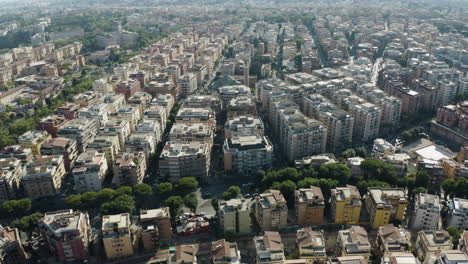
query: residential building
226 96 257 118
171 244 197 264
225 115 264 139
431 250 468 264
100 118 132 147
177 73 197 97
254 231 285 264
294 153 338 169
296 227 326 264
116 79 141 100
373 138 396 157
409 193 441 231
295 186 325 226
169 123 213 144
40 137 79 171
37 115 68 138
0 225 27 264
102 213 134 259
144 106 167 133
223 135 273 175
125 134 156 159
175 107 216 127
218 85 250 107
58 118 98 153
86 135 121 165
17 130 51 156
21 155 66 198
330 185 362 225
78 103 110 128
0 145 33 164
72 150 108 193
218 198 252 235
254 190 288 231
211 239 241 264
116 106 141 131
377 224 410 257
459 231 468 255
136 119 162 144
57 103 80 120
337 226 371 261
447 197 468 229
386 252 420 264
348 102 381 142
140 208 171 242
365 187 408 229
0 158 22 201
327 256 366 264
416 230 452 263
112 152 146 187
159 142 211 182
39 210 90 262
151 94 174 118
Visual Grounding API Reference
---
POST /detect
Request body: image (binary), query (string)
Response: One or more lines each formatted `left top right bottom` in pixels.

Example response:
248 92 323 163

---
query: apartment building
116 106 141 131
415 230 452 263
175 107 216 127
218 198 252 235
102 93 126 113
86 135 121 165
40 137 79 171
39 210 90 262
295 186 325 226
279 108 327 161
226 96 257 118
254 190 288 231
327 256 366 264
225 115 264 139
177 73 198 98
330 185 362 225
58 118 98 153
102 213 135 259
159 141 211 182
432 250 468 264
77 103 110 128
151 94 174 118
409 193 441 231
136 119 162 144
21 155 66 198
0 158 22 201
100 118 132 147
223 135 273 176
128 92 153 115
170 123 214 144
254 232 285 264
337 226 371 262
140 208 172 242
365 187 408 229
296 227 326 264
377 224 410 257
125 134 156 158
37 115 68 137
115 79 141 100
17 130 51 156
211 239 241 264
303 94 354 151
0 225 27 264
218 85 250 107
348 102 381 142
112 152 147 187
460 231 468 255
57 103 80 120
386 252 420 264
72 150 108 193
143 106 167 133
0 145 34 163
447 197 468 229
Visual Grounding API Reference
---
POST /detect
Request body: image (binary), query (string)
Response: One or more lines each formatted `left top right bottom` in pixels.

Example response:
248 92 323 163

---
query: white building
447 198 468 229
410 193 441 231
72 150 108 193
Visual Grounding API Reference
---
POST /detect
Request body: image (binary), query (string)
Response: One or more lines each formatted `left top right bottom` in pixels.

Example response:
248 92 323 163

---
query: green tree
319 163 351 184
360 159 398 185
211 197 219 211
165 196 184 217
183 193 198 212
115 186 133 196
101 194 135 215
446 227 462 249
133 183 153 198
223 186 241 200
175 177 199 193
157 182 174 195
224 230 236 242
65 194 83 209
414 170 430 188
11 213 43 238
279 180 297 202
97 188 116 202
341 148 356 158
81 192 98 208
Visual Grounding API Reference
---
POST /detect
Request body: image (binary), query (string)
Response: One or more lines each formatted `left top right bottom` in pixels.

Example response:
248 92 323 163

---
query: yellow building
365 187 407 229
102 213 135 259
18 130 51 157
86 135 121 165
330 185 362 224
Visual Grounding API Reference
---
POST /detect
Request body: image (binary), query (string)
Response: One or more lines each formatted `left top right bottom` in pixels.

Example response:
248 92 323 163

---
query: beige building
296 227 326 264
21 155 66 198
377 224 410 257
0 158 22 201
73 150 108 193
102 213 135 259
295 186 325 226
86 135 121 165
337 226 371 262
330 185 362 225
254 190 288 231
100 118 132 147
112 152 147 187
328 256 366 264
415 230 452 263
218 198 252 235
348 102 381 142
169 123 214 144
159 141 211 182
17 130 51 157
365 187 408 229
254 231 285 264
211 239 241 264
140 208 172 251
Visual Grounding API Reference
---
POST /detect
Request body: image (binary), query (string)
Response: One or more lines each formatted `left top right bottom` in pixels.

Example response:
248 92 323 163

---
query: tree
223 186 241 200
133 183 153 198
11 213 43 238
341 148 356 158
414 170 430 188
279 180 297 202
15 199 32 215
0 198 32 217
175 177 199 193
65 194 83 209
319 163 351 184
157 182 173 195
81 192 98 209
183 193 198 212
211 197 219 211
224 231 236 242
360 159 398 185
115 186 133 196
165 196 183 216
446 227 462 249
97 188 116 202
101 194 135 215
